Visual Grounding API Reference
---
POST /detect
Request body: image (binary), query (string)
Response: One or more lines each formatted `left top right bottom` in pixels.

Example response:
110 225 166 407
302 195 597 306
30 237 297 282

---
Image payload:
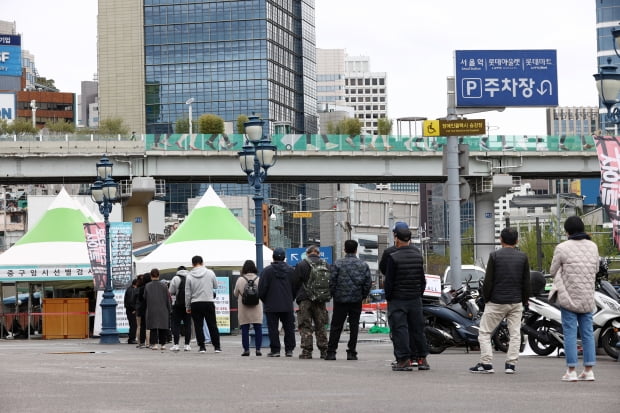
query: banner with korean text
84 222 107 291
594 135 620 247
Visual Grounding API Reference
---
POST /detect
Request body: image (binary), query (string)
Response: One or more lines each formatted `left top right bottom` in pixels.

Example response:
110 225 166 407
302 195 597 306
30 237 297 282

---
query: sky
3 0 598 135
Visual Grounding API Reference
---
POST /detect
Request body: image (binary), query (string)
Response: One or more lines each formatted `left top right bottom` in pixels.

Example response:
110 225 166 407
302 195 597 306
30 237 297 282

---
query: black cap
273 247 286 261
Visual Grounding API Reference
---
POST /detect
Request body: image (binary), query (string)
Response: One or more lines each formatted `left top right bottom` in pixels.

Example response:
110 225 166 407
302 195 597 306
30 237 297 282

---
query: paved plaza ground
0 332 617 413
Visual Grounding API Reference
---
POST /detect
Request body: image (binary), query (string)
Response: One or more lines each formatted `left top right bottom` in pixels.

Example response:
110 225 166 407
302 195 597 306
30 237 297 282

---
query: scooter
524 270 620 359
424 277 516 354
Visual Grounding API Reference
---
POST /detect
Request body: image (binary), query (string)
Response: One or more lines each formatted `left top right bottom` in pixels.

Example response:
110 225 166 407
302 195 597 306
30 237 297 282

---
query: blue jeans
560 307 596 368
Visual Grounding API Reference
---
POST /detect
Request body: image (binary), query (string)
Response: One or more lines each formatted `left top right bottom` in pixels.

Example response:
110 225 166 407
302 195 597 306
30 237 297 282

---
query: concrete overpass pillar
122 177 157 244
473 175 514 267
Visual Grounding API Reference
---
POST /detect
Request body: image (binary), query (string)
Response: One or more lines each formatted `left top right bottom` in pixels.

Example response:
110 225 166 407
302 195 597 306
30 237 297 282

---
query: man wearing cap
258 247 297 357
385 222 430 371
379 221 420 368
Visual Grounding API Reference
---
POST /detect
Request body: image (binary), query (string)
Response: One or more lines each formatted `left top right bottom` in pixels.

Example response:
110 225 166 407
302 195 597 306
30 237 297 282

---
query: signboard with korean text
423 119 486 137
110 222 133 289
214 276 230 333
423 274 442 298
0 265 92 282
0 35 22 77
455 50 558 107
286 246 333 266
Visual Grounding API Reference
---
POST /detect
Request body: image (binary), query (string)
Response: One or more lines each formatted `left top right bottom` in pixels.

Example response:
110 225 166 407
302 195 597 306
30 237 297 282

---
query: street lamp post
238 115 277 272
593 29 620 126
91 155 120 344
186 98 195 134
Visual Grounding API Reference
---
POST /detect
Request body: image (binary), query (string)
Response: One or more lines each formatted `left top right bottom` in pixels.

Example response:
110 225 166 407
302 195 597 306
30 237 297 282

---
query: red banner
594 135 620 247
84 222 107 291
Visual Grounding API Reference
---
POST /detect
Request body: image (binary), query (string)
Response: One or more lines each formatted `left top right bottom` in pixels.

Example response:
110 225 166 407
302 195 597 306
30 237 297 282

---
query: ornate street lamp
237 115 277 271
593 29 620 125
91 155 120 344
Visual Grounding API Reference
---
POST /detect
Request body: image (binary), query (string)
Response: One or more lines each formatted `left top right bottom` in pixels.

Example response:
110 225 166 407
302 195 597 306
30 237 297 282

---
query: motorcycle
524 268 620 359
423 276 518 354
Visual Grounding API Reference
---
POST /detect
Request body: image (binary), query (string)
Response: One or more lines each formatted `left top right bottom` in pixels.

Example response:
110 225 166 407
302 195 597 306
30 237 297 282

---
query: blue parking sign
455 50 558 107
286 246 333 266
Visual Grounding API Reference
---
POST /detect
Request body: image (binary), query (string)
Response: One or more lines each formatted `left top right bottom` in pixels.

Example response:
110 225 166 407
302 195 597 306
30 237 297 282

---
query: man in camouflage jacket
325 240 372 360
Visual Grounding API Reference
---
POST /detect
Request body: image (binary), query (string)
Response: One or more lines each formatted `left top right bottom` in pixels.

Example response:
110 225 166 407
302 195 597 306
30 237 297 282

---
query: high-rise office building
98 0 318 135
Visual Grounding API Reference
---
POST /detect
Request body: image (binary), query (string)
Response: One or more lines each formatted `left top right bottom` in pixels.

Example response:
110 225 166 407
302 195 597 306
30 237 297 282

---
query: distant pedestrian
135 273 152 348
168 266 192 352
549 216 599 382
469 227 530 374
258 248 297 357
144 268 171 351
186 255 221 353
233 260 263 356
123 278 138 344
130 131 136 141
293 245 330 359
325 240 372 361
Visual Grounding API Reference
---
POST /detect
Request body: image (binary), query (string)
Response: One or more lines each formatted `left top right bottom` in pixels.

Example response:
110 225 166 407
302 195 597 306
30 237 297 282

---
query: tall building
98 0 318 135
344 55 387 135
546 106 599 136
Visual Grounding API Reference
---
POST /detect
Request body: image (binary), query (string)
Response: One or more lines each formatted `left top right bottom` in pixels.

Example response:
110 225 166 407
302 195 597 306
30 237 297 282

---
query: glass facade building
141 0 317 134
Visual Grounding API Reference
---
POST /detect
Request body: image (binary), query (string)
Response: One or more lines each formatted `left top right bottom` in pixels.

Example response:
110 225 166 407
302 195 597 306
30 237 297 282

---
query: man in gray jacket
186 255 221 353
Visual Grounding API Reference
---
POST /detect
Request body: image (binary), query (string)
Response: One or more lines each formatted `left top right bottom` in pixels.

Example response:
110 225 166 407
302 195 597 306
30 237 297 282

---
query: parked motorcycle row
421 259 620 360
422 276 521 355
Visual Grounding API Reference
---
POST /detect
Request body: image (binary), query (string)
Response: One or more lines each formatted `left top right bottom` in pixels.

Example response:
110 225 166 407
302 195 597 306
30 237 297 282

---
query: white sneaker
170 344 180 352
561 370 578 382
325 142 338 150
578 370 595 381
184 344 191 352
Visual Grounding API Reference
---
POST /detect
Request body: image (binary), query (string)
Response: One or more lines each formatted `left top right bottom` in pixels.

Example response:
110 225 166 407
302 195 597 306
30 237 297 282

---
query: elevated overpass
0 133 603 184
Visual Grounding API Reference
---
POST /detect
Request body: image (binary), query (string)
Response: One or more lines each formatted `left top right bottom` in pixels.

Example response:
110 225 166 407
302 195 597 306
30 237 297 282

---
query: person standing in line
135 273 151 348
168 266 192 352
123 278 138 344
548 216 599 382
233 260 263 356
293 245 330 359
325 240 372 361
379 222 420 368
385 222 430 371
185 255 222 353
258 248 297 357
144 268 171 351
469 227 530 374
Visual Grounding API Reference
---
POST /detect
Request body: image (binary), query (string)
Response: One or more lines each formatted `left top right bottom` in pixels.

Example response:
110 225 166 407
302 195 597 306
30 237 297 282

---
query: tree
175 117 189 133
326 121 339 134
46 119 75 133
377 117 393 136
340 117 362 136
236 114 249 134
98 117 129 135
7 118 37 134
198 114 225 134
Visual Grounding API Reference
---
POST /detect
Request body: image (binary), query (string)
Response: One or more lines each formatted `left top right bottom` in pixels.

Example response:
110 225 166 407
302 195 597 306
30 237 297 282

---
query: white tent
0 188 93 283
135 186 273 272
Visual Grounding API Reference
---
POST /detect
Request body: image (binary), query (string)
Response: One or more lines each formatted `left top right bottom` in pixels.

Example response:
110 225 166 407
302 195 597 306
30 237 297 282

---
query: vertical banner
84 223 107 291
110 222 133 289
594 135 620 247
215 276 230 334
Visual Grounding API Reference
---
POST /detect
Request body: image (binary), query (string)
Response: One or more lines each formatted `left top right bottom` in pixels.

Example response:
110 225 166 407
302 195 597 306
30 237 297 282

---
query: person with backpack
233 259 263 356
293 245 331 359
169 265 192 352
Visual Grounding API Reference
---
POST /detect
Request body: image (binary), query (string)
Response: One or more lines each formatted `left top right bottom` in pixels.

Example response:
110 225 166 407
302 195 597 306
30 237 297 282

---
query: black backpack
240 275 260 306
173 275 186 309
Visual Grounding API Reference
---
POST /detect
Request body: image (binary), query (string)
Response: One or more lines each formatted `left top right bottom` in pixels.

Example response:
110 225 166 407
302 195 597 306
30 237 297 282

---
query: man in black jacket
385 222 429 371
258 248 297 357
123 278 138 344
469 227 530 374
325 240 372 361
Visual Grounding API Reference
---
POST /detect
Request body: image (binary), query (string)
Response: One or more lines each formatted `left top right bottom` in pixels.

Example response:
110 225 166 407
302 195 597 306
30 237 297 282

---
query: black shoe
469 363 494 373
347 352 358 361
298 352 311 359
256 350 262 356
324 352 336 361
417 357 430 371
285 351 294 357
241 350 250 357
127 340 137 345
392 359 413 371
320 351 327 359
267 352 280 357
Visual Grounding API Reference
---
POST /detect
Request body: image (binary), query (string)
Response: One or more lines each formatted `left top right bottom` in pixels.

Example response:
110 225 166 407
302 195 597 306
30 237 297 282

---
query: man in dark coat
325 240 371 361
123 278 138 344
385 222 430 371
258 248 297 357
